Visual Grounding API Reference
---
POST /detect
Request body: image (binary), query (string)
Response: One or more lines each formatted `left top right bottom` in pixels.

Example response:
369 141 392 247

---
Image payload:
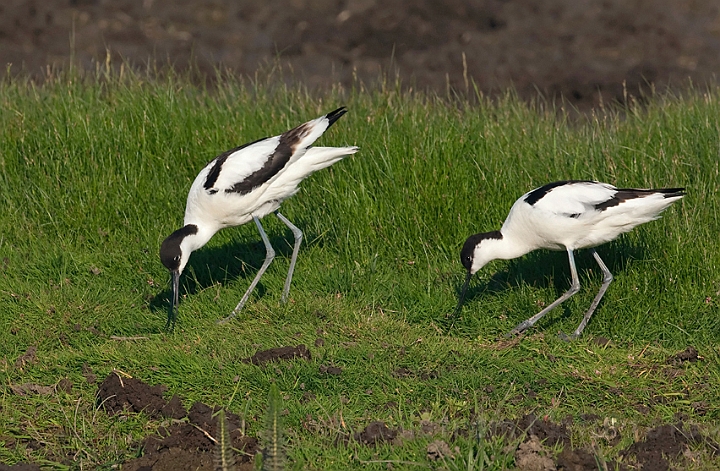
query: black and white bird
456 180 685 339
160 106 357 328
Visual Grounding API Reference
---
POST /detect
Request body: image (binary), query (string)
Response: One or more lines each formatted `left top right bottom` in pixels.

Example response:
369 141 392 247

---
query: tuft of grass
258 383 286 471
215 409 237 471
0 63 718 469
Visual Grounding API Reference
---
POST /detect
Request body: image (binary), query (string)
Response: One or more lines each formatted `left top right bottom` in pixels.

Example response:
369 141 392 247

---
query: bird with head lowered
160 107 358 329
456 180 684 339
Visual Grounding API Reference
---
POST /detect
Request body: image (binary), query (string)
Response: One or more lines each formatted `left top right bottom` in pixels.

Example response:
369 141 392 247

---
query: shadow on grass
448 241 648 332
148 227 311 323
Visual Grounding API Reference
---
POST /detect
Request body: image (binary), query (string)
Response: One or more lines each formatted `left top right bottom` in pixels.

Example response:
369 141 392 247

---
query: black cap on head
160 224 198 331
160 224 198 271
460 230 503 272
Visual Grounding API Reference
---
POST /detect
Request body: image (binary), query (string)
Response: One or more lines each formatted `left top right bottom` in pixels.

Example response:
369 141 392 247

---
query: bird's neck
181 223 217 257
489 231 534 261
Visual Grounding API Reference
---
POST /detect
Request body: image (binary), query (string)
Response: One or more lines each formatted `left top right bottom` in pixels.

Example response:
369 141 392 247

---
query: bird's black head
460 237 476 272
160 224 199 330
460 230 503 274
160 224 198 272
454 230 504 318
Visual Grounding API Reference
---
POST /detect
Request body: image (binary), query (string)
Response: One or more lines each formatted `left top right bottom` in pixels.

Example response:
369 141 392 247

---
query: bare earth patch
97 373 258 471
4 342 720 469
621 422 719 471
3 0 720 111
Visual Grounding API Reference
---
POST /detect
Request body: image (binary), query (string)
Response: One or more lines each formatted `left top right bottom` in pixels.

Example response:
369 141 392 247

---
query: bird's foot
217 307 243 324
505 321 532 338
165 309 177 332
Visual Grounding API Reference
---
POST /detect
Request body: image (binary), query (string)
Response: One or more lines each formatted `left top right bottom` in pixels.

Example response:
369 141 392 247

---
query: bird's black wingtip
661 187 686 198
325 106 348 127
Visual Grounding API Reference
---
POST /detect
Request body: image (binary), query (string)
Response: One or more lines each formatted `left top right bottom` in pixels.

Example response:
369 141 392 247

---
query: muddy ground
2 0 720 110
5 345 719 470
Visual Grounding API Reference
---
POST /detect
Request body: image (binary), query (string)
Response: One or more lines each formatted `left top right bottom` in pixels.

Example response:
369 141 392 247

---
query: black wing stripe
226 122 312 195
203 137 268 190
594 187 685 211
523 180 593 206
205 107 349 195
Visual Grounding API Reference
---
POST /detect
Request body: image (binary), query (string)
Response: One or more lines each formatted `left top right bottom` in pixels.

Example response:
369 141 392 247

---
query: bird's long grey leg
219 216 275 323
563 249 613 339
507 248 581 337
275 211 303 303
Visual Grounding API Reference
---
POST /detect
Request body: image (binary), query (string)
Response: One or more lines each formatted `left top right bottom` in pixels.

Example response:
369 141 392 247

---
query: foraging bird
160 107 358 328
456 180 684 339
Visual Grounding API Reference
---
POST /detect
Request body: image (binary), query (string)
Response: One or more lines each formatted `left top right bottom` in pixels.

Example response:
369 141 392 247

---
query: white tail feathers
282 146 357 183
301 146 358 172
260 146 358 203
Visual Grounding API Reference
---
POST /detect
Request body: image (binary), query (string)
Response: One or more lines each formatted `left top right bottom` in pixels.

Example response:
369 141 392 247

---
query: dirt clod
0 463 42 471
355 421 397 446
97 373 186 419
57 378 73 394
517 414 570 448
9 383 53 396
667 346 701 365
162 394 188 420
244 345 311 365
557 447 628 471
319 364 342 375
514 435 555 471
426 440 454 461
82 363 97 384
127 412 258 471
96 376 258 471
123 447 213 471
393 367 412 377
621 422 718 471
13 346 36 369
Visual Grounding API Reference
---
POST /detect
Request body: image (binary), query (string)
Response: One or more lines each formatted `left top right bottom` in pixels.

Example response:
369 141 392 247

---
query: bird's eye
463 256 471 263
174 255 180 261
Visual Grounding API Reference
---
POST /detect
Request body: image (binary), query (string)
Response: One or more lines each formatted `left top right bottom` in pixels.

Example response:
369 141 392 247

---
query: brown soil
621 422 719 471
668 345 702 365
9 345 718 469
97 373 258 471
124 402 259 471
0 464 42 471
98 373 187 419
354 421 398 446
91 368 720 470
2 1 720 109
490 413 719 471
242 344 311 365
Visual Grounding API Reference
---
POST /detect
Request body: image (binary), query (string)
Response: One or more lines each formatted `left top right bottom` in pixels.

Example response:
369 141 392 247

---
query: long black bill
453 270 473 319
165 270 180 331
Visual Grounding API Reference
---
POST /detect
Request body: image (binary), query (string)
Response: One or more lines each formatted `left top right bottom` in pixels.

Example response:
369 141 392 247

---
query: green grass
0 65 719 469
